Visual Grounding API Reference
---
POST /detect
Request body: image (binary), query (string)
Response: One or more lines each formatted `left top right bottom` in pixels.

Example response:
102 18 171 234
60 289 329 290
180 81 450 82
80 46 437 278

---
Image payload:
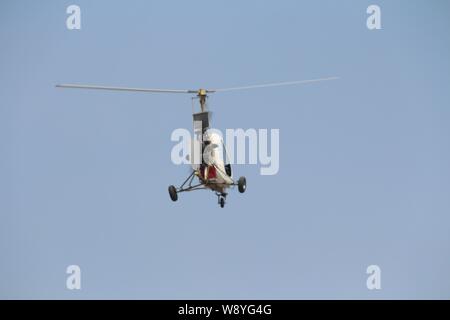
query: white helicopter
56 77 338 207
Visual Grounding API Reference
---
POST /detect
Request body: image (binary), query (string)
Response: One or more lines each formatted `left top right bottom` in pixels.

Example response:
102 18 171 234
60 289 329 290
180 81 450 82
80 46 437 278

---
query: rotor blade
212 76 339 92
55 84 198 94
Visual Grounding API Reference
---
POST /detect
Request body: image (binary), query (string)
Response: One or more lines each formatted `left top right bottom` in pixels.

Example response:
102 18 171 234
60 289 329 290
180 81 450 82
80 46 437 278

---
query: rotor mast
197 89 208 112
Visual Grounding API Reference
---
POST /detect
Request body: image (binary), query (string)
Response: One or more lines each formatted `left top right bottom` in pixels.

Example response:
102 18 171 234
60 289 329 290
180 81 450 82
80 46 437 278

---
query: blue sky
1 0 450 299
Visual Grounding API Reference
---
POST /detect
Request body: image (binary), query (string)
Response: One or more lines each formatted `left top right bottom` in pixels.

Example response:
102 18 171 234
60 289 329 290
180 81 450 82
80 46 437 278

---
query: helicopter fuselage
197 131 234 194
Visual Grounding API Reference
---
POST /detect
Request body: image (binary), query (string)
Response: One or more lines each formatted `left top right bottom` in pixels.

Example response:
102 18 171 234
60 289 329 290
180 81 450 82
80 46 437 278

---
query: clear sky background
1 0 450 299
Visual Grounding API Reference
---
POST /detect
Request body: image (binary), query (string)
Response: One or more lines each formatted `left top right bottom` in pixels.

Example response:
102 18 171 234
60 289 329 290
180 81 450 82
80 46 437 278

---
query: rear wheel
168 185 178 201
220 197 225 208
238 176 246 193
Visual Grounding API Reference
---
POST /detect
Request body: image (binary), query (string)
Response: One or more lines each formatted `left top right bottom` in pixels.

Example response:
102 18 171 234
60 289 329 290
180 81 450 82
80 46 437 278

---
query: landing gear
217 193 227 208
168 171 205 203
168 185 178 201
238 176 246 193
168 171 246 207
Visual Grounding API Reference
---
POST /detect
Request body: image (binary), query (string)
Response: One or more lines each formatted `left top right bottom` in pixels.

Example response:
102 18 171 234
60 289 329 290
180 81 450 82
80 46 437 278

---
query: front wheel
238 176 246 193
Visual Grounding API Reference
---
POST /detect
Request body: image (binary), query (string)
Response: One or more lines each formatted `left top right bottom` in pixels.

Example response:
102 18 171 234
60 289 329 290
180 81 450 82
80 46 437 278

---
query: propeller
211 77 339 92
56 77 339 112
55 76 339 95
55 84 200 94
